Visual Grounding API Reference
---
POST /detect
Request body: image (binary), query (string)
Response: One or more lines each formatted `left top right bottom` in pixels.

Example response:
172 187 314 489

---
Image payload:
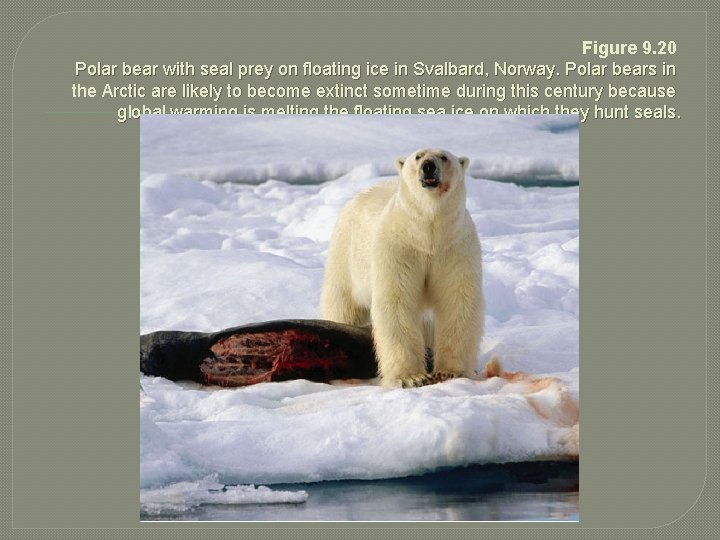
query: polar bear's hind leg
320 282 370 327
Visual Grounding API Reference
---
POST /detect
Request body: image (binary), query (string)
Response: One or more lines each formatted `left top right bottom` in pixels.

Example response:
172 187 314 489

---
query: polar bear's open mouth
421 178 441 189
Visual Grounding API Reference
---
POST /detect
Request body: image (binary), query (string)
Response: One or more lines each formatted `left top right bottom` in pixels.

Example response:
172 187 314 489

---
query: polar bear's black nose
421 160 436 176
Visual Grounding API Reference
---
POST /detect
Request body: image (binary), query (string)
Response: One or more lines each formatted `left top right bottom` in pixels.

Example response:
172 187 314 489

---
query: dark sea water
142 461 579 522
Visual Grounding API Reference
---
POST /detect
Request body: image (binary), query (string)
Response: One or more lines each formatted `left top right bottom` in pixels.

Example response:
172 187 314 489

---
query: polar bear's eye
441 155 448 162
415 154 421 160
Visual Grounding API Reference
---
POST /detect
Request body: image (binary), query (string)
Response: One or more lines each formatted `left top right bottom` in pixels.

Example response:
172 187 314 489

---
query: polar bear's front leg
372 300 429 387
371 250 429 387
429 251 484 381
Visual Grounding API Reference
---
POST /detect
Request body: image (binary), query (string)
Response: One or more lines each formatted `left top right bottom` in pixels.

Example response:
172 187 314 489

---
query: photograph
139 115 579 521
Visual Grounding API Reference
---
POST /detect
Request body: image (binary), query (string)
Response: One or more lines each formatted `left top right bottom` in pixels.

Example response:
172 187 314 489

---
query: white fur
321 149 484 387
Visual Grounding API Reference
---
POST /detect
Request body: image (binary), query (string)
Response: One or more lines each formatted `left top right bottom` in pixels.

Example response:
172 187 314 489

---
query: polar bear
321 149 484 387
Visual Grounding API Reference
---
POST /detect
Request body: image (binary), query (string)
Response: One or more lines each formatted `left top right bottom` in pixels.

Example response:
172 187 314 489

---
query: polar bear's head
395 148 469 197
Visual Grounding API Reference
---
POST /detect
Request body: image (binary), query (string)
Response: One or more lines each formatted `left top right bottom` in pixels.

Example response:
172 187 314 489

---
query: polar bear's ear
458 157 470 172
395 158 405 174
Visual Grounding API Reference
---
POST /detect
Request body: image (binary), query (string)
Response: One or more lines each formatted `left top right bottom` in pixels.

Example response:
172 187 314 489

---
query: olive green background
2 1 718 537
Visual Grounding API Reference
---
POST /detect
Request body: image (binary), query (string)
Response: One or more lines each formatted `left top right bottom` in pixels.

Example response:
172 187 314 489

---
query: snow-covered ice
140 115 579 511
140 474 308 517
140 115 579 185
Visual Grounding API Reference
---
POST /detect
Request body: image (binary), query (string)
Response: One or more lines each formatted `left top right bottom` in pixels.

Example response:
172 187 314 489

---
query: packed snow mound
141 371 578 489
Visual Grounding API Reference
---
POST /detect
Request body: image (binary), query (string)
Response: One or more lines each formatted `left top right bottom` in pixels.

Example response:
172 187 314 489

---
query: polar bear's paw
401 374 434 388
432 371 464 383
386 373 433 388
